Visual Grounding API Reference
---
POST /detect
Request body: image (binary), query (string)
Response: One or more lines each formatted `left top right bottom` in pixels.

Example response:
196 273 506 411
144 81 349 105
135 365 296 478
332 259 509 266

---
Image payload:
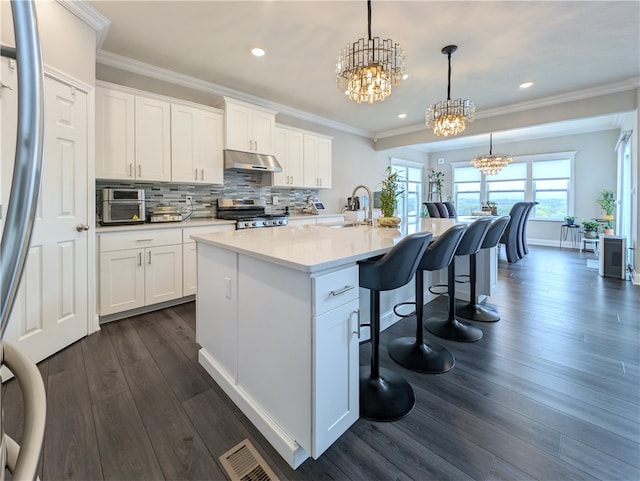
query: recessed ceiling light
520 81 534 89
398 113 407 119
251 47 266 57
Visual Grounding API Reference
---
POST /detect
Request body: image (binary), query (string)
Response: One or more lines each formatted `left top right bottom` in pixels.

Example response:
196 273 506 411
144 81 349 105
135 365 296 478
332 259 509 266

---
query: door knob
75 223 89 232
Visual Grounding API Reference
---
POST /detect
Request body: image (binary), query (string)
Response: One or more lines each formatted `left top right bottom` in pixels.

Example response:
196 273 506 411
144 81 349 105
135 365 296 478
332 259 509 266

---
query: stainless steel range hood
224 149 282 173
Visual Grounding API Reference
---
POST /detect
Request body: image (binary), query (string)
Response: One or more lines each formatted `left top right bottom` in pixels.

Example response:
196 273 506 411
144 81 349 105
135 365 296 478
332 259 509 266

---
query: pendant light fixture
471 133 513 175
336 0 406 104
426 45 475 136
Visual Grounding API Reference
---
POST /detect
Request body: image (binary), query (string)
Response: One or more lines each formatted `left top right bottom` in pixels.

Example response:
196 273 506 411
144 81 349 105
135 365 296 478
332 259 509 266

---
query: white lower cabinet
196 246 358 466
183 224 234 296
99 229 183 316
312 298 359 456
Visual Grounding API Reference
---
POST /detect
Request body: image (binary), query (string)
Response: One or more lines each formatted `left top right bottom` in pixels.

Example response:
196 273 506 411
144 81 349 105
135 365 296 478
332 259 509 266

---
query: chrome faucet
349 185 373 224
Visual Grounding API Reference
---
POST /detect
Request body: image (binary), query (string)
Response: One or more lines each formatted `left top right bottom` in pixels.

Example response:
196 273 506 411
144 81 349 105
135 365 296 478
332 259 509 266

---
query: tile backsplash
96 170 320 220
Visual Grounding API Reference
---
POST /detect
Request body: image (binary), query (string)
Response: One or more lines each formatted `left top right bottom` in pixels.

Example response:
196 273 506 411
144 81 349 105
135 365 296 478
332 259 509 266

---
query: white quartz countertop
192 218 457 273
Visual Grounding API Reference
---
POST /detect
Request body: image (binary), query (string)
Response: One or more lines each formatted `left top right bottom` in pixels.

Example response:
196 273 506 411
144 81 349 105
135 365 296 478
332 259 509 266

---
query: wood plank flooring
2 246 639 480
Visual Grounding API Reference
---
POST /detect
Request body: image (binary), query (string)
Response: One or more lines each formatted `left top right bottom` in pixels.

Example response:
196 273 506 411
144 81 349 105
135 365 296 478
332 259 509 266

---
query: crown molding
375 77 640 140
56 0 111 49
96 50 371 138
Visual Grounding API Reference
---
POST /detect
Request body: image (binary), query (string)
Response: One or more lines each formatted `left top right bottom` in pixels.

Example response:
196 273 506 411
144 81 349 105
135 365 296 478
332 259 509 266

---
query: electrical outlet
185 195 193 204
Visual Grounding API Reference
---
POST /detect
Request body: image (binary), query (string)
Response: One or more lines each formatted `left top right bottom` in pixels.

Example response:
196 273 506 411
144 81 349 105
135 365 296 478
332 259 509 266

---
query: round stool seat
359 367 415 421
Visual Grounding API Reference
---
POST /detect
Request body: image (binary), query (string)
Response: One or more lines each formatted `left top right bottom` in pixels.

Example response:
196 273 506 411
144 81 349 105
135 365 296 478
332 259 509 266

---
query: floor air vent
219 439 279 481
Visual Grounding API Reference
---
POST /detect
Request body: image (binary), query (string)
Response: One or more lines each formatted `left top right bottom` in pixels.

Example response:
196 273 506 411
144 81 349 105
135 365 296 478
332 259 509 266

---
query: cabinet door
199 109 224 184
182 242 197 297
251 108 275 154
303 134 319 188
171 104 199 182
96 87 135 180
272 127 288 186
99 249 145 316
312 299 359 457
145 244 183 305
135 96 171 181
273 127 303 187
317 136 332 189
225 101 253 151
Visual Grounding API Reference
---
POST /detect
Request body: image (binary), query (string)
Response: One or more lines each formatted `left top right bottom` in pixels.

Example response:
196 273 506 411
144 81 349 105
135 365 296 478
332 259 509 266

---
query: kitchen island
192 218 498 468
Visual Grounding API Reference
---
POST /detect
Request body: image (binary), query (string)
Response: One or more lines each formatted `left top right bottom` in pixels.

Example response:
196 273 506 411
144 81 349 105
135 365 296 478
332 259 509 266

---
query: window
486 162 526 216
390 159 423 225
453 166 481 216
452 152 575 220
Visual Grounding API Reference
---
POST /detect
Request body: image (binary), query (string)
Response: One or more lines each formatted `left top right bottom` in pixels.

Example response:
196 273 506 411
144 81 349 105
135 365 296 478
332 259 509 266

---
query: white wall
1 0 96 86
427 129 621 245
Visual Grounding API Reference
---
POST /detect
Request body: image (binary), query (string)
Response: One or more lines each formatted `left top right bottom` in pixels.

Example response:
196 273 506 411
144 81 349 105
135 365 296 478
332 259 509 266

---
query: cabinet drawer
183 224 234 243
313 266 358 316
100 229 182 252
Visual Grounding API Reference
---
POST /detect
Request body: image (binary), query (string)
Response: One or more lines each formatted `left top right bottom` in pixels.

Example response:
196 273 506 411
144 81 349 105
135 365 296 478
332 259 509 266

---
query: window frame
390 158 424 225
452 151 576 221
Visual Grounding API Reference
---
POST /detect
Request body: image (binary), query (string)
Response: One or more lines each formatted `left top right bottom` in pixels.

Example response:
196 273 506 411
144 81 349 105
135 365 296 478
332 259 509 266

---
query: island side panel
237 254 313 453
196 243 239 381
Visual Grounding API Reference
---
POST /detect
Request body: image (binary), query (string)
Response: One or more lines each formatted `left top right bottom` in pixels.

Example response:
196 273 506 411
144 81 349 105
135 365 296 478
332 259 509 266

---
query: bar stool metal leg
360 289 415 421
388 270 455 373
425 258 483 342
456 252 500 322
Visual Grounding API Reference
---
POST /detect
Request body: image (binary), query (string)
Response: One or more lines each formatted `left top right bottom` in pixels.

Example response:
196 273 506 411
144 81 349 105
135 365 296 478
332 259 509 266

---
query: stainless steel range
217 198 288 230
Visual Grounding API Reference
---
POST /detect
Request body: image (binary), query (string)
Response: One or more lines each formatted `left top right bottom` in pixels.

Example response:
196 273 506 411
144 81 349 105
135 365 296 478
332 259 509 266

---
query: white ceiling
89 1 639 150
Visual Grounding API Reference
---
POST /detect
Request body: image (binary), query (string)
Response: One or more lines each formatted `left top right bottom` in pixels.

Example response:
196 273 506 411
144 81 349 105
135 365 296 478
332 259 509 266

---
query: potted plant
596 190 616 220
378 166 404 226
603 220 615 235
564 215 576 225
428 170 444 201
582 220 600 239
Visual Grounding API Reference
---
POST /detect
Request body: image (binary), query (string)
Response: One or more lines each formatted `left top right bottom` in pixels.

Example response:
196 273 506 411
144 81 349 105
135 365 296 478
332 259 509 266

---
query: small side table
580 236 600 255
560 223 581 249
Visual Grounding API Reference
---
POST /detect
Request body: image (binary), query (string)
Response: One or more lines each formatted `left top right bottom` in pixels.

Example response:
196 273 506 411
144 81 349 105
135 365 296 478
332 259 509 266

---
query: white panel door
135 96 171 181
144 244 183 304
1 61 89 363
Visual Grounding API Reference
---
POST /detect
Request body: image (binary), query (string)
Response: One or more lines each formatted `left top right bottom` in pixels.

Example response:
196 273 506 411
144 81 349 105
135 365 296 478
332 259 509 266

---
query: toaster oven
100 188 146 225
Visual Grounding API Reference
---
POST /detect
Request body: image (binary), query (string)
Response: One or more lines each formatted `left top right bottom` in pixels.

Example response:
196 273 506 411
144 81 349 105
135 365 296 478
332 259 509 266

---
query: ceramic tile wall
96 170 320 220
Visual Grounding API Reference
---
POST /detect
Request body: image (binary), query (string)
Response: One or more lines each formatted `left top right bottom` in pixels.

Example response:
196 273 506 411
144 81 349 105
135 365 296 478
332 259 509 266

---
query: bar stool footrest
393 302 416 318
388 338 455 373
428 284 449 296
359 367 415 421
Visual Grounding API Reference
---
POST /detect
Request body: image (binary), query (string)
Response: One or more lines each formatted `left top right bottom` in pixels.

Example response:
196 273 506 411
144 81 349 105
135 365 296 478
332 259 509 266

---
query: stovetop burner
217 198 288 229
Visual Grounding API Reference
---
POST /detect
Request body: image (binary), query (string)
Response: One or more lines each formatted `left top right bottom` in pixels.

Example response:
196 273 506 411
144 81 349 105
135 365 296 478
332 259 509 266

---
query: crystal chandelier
471 133 513 175
336 0 406 104
426 45 475 136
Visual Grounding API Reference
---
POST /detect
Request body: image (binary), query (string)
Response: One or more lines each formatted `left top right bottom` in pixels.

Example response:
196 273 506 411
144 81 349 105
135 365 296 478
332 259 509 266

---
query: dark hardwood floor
3 246 639 480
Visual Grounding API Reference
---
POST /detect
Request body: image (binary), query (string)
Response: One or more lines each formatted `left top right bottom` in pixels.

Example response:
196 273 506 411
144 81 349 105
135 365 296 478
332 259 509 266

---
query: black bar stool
389 224 467 373
425 217 493 342
456 216 510 322
358 232 431 421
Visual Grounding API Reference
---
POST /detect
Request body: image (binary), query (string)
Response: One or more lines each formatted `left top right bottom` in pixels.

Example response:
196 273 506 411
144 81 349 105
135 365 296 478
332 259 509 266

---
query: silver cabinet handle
194 168 198 181
148 251 151 265
129 163 133 177
330 285 355 296
201 168 204 180
351 310 361 338
136 238 153 242
75 223 89 232
138 164 142 178
138 252 142 267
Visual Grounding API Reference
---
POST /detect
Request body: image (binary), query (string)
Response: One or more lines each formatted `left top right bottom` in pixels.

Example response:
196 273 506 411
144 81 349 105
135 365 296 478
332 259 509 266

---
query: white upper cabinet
96 85 171 182
223 97 276 155
171 104 224 184
95 87 135 180
303 133 332 189
273 126 304 187
135 96 171 181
